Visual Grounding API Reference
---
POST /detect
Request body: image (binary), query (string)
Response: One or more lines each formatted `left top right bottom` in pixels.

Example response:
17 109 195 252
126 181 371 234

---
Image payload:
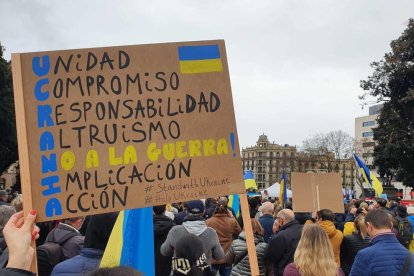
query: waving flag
244 170 258 190
353 154 383 197
100 207 155 276
228 194 240 218
279 171 287 207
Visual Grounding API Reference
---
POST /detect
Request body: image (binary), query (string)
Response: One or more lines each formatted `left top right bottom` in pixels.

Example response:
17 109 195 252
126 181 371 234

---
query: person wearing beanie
161 200 224 264
171 233 214 276
51 212 118 275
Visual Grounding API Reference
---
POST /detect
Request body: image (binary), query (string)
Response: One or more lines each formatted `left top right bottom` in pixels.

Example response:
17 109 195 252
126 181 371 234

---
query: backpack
395 217 413 248
36 230 78 276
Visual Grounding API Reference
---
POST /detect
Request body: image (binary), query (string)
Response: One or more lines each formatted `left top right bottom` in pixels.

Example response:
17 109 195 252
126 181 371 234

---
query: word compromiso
33 56 63 217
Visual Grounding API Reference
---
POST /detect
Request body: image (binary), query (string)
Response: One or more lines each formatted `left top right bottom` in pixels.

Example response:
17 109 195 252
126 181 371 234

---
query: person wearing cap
161 200 224 264
0 191 9 206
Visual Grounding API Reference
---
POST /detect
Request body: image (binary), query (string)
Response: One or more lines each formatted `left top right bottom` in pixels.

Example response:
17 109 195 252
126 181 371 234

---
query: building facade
355 104 382 167
241 134 355 190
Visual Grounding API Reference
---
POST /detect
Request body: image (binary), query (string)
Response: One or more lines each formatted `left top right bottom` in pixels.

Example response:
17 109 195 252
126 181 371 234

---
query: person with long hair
206 198 241 276
284 224 344 276
340 215 369 275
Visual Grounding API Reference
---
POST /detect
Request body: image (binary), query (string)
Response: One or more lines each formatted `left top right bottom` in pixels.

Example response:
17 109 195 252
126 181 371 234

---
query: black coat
265 220 302 276
154 214 175 276
340 233 370 275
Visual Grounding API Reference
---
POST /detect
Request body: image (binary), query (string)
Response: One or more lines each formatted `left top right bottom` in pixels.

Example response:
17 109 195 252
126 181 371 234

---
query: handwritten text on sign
13 41 245 221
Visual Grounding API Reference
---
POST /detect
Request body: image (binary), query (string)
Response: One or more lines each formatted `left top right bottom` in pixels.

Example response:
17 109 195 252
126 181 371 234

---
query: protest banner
11 40 246 222
291 172 344 213
12 40 261 275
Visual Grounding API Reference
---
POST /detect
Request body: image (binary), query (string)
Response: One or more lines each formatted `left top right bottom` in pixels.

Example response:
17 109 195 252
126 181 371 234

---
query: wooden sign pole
11 54 38 273
240 194 259 276
316 184 320 210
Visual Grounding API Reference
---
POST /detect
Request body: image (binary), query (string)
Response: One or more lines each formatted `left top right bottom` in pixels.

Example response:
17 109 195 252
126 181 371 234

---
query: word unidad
60 138 230 170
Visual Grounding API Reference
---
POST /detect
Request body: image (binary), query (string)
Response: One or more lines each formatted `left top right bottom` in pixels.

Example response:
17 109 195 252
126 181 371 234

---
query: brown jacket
206 213 242 264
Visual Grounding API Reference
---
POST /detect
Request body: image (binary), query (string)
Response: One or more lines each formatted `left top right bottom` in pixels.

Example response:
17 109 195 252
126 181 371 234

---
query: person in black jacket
153 205 175 276
264 209 303 276
340 214 370 275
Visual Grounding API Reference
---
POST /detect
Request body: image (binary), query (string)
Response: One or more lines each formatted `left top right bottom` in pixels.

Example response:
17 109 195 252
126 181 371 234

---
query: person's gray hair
0 205 16 230
278 209 295 223
261 201 275 215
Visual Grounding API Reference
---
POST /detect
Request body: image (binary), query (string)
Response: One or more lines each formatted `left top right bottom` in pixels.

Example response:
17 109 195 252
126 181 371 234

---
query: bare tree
302 133 330 155
302 130 355 159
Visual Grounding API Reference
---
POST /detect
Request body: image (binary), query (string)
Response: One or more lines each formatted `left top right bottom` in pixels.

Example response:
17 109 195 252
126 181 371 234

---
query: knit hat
171 234 210 275
84 212 118 250
186 200 205 215
397 204 408 217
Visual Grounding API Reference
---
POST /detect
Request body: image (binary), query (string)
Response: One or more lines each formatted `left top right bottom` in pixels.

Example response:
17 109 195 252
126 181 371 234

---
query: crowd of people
0 189 414 275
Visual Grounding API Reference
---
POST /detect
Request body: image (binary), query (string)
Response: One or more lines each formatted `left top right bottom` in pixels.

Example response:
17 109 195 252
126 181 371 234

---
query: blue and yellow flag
279 171 287 206
228 194 240 218
100 207 155 276
178 45 223 74
353 154 383 197
244 170 258 190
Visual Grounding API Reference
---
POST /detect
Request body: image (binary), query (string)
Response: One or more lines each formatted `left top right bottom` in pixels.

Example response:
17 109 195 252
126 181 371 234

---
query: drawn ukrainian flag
178 45 223 74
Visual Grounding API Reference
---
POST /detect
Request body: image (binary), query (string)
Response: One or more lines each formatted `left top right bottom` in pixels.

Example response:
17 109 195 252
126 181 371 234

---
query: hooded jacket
206 213 241 264
319 220 343 266
160 215 224 263
225 232 267 276
44 223 84 260
154 214 175 276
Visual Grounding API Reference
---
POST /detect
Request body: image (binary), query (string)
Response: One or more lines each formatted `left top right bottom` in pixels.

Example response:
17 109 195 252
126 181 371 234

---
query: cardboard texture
291 173 344 213
12 40 245 222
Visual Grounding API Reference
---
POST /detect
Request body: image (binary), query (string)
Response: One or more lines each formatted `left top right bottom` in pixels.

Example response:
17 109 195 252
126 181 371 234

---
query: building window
362 142 375 147
362 131 374 137
362 121 375 127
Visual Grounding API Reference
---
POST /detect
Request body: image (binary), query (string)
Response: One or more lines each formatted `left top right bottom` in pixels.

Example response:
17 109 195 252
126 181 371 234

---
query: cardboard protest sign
12 40 245 222
291 172 344 213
